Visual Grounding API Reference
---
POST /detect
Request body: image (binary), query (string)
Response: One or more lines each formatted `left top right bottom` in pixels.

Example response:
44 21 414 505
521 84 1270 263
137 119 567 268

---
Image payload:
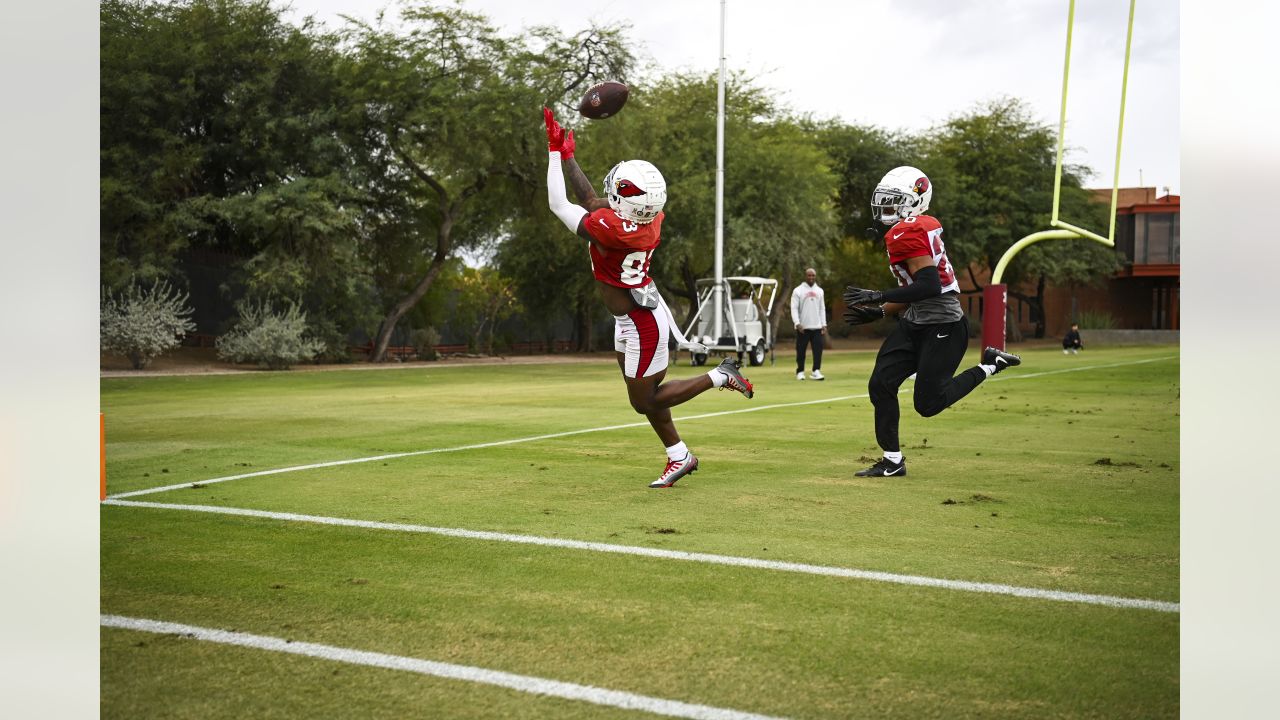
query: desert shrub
1077 310 1118 330
216 302 322 370
100 281 196 369
307 316 354 364
410 327 441 361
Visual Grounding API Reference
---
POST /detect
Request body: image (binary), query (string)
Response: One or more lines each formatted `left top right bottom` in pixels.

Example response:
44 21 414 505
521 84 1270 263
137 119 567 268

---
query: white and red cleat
649 452 699 488
716 359 754 399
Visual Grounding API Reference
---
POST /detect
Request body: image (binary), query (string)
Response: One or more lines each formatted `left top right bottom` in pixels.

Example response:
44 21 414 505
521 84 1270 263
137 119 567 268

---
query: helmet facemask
872 187 913 226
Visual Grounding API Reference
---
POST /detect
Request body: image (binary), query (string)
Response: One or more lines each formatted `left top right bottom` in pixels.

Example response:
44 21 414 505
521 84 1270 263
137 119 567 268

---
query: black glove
843 305 885 326
843 286 884 306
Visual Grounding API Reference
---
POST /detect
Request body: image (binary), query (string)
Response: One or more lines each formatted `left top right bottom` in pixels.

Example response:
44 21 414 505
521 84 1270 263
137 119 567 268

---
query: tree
815 122 915 240
339 3 632 361
825 235 894 335
453 267 520 354
496 209 605 351
100 0 372 355
536 72 839 334
920 98 1120 338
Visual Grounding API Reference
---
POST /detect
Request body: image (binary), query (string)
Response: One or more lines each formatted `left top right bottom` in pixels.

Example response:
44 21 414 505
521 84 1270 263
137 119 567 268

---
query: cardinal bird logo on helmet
914 177 930 195
615 179 646 197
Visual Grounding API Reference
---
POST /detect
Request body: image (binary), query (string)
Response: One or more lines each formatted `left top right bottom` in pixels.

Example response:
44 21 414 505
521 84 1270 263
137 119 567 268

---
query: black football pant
796 329 823 372
867 316 988 453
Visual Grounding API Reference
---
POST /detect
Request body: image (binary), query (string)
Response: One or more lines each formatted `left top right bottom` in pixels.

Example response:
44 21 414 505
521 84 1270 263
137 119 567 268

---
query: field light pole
712 0 726 342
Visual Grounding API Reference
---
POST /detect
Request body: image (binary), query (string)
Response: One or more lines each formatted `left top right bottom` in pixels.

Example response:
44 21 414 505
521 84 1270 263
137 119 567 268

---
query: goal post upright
982 0 1136 350
712 0 727 342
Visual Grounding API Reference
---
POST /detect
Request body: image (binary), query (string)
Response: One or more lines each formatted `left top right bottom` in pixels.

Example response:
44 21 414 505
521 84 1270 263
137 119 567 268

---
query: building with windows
1037 187 1180 336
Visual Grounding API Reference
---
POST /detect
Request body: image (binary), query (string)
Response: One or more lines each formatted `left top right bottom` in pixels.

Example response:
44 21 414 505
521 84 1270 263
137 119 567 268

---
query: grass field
101 345 1179 719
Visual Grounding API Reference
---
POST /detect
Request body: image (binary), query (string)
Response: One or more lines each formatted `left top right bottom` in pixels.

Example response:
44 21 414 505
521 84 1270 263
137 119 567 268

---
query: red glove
561 129 575 160
542 107 573 159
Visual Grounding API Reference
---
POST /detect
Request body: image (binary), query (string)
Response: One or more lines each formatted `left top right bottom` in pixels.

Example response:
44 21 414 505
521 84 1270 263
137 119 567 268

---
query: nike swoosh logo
884 467 903 475
936 333 948 338
598 218 608 227
893 232 904 239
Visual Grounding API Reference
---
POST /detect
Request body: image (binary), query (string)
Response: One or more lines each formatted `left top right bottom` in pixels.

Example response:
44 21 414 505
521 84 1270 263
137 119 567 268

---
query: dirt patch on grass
1093 458 1142 468
942 494 1004 506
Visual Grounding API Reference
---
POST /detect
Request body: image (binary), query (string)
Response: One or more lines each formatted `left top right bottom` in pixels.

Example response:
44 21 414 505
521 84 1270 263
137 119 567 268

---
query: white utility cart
679 276 779 367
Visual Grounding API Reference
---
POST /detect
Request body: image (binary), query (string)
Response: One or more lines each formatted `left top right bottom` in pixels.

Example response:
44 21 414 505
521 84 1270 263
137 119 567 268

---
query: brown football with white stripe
578 81 629 119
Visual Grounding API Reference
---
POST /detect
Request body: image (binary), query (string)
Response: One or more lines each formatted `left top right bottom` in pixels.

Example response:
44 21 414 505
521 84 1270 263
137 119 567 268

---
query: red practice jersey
584 207 665 288
883 215 960 294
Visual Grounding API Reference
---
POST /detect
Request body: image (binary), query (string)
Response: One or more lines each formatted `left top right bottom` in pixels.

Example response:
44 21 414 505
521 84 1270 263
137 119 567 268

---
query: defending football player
842 166 1022 477
542 108 755 488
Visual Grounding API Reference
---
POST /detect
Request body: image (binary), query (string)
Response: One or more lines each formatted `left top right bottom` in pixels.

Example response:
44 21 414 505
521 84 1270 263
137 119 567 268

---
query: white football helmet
603 160 667 224
871 166 933 226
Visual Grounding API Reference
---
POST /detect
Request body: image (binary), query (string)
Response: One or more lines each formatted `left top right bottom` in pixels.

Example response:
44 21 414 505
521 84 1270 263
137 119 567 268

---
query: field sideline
102 345 1179 718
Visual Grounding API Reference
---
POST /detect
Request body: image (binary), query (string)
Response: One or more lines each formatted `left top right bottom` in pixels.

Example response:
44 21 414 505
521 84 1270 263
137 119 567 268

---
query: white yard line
102 499 1180 613
100 355 608 379
101 614 785 720
107 355 1176 500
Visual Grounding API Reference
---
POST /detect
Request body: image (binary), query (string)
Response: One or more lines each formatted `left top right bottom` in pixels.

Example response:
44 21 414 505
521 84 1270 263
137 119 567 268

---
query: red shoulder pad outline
584 207 618 246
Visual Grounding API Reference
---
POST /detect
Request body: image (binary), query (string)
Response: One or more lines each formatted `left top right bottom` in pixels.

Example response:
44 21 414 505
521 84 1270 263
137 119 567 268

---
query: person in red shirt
542 108 754 488
842 166 1022 477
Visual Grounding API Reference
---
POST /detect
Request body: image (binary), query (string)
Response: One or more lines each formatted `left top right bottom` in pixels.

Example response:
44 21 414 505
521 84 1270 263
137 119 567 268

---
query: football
578 81 629 119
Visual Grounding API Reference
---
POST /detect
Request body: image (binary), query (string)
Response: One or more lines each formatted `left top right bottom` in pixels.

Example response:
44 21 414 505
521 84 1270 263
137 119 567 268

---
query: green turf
101 346 1179 718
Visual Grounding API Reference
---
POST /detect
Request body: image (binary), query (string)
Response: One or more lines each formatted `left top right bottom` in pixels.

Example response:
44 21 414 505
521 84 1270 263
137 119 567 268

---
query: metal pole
712 0 726 342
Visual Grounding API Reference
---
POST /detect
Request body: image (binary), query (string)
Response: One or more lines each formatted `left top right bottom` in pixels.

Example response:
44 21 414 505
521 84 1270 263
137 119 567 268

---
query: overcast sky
282 0 1179 194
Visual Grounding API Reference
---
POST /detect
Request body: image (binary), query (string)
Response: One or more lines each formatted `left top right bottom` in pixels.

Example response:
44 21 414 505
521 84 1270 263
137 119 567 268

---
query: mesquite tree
340 4 630 361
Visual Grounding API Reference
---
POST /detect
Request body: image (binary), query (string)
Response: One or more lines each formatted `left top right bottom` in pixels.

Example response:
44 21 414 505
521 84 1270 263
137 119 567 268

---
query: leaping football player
842 166 1022 477
542 107 755 488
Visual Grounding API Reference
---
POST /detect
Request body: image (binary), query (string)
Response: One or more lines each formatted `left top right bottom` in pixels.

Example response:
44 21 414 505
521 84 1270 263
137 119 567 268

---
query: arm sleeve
819 287 827 325
879 265 941 303
547 151 588 233
790 288 800 325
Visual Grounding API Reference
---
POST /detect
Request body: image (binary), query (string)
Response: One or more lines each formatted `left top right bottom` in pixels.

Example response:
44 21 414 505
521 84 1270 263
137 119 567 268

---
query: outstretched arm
547 149 587 233
544 108 595 241
842 256 938 325
844 255 941 306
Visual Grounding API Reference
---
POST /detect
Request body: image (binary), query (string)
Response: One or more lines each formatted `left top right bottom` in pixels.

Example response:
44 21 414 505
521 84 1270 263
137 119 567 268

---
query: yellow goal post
982 0 1136 349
